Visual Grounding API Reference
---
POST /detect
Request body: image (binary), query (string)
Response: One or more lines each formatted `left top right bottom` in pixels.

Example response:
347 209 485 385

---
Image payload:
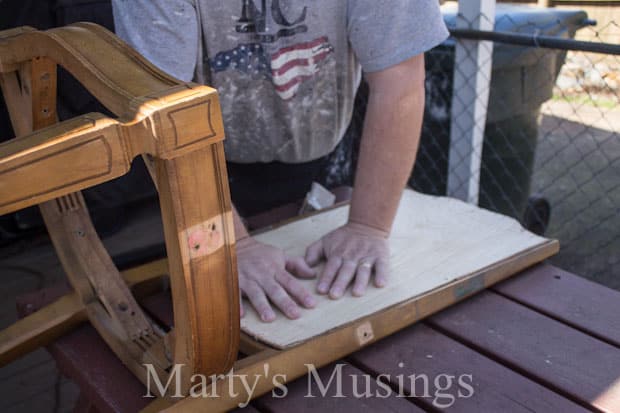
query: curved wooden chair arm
0 91 223 214
1 114 138 214
1 23 180 118
0 23 239 394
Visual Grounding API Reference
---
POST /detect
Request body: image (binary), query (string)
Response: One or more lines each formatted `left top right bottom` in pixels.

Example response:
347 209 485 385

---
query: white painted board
242 190 554 348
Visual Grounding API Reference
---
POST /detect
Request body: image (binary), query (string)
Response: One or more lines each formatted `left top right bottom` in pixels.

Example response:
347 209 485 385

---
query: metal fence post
447 0 496 204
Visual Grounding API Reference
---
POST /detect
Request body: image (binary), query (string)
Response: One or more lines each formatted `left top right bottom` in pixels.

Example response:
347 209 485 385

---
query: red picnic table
17 262 620 412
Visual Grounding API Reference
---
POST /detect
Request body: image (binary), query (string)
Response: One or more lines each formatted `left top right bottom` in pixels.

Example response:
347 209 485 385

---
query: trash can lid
441 3 588 35
440 3 589 68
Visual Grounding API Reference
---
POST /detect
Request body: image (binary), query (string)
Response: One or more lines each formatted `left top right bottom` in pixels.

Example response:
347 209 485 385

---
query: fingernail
352 288 364 297
330 288 342 299
304 296 317 307
317 283 328 294
261 312 276 322
289 308 301 319
376 278 386 288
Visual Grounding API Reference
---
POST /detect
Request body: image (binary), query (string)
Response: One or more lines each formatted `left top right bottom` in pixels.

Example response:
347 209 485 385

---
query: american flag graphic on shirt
210 37 334 100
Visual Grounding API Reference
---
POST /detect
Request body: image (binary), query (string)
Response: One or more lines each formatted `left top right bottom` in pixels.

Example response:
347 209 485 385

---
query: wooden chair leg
155 143 239 388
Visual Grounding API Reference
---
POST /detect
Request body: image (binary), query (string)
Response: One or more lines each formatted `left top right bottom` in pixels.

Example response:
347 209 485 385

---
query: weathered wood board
242 190 558 348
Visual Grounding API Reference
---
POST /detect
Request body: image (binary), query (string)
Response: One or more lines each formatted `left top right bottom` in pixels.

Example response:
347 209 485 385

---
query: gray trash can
411 4 589 220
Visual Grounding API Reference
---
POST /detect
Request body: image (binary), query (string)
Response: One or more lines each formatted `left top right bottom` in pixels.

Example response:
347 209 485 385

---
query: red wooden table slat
52 327 264 413
253 363 424 413
349 323 588 412
493 264 620 347
16 263 620 412
16 287 157 413
427 291 620 412
140 292 424 412
74 391 99 413
49 324 152 413
49 320 264 413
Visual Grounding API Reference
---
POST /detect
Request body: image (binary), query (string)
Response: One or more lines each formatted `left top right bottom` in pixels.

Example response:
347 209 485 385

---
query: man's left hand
304 222 389 299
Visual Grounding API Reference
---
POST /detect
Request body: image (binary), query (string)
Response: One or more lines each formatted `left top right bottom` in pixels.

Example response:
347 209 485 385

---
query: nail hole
194 244 200 250
211 223 216 231
41 73 50 81
118 302 128 312
130 311 135 316
554 275 561 280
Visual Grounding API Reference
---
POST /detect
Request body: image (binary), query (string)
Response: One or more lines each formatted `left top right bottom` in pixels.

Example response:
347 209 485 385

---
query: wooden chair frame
0 23 239 393
0 24 561 412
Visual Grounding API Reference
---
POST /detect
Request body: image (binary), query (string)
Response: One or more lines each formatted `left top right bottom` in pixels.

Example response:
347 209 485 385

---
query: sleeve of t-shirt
111 0 199 82
347 0 449 73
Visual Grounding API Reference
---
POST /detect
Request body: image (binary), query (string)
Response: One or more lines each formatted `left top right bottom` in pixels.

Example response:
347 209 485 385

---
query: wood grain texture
154 246 557 413
0 23 226 215
427 291 620 412
48 324 153 413
0 115 127 214
350 324 588 412
137 293 422 412
6 52 173 387
2 260 169 368
155 142 239 390
0 92 225 215
39 192 172 383
0 293 86 367
493 264 620 347
253 363 425 413
0 23 177 116
0 22 226 159
0 23 239 395
243 190 558 348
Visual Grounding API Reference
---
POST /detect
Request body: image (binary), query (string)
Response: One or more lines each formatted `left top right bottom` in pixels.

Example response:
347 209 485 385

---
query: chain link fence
324 5 618 289
413 5 619 289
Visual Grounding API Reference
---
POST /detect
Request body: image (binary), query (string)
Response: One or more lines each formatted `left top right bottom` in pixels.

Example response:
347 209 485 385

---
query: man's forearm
349 54 426 235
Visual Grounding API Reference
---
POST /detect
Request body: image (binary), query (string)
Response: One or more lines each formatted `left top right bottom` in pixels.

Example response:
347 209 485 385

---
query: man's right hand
236 236 317 322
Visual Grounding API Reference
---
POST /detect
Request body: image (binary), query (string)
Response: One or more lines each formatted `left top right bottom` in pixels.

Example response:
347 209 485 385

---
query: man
112 0 448 322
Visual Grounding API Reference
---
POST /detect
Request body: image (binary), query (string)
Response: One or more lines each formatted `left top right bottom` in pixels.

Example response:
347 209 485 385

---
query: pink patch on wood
186 218 224 258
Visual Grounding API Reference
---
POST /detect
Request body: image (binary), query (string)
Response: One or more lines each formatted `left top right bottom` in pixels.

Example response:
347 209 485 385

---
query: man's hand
237 236 317 322
305 222 389 299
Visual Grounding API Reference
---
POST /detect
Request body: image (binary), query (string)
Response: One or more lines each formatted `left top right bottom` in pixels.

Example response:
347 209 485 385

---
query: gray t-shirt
112 0 448 163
